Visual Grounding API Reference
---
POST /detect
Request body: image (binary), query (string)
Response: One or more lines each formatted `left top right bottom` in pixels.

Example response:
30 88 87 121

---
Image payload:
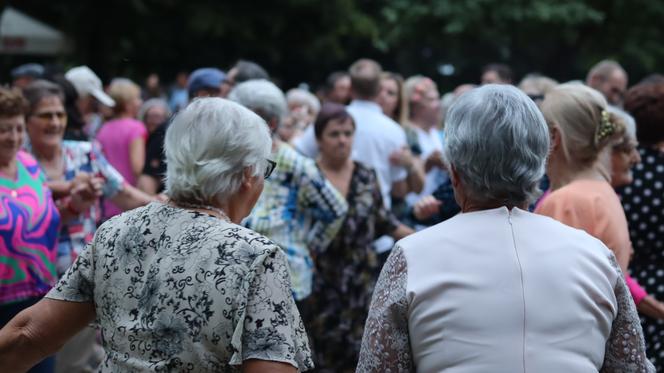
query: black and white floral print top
46 202 314 372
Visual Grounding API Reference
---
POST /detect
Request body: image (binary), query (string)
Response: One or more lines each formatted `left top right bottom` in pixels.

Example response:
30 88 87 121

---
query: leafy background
3 0 663 91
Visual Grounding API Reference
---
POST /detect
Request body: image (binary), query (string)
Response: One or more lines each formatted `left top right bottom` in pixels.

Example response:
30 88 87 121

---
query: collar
348 100 383 113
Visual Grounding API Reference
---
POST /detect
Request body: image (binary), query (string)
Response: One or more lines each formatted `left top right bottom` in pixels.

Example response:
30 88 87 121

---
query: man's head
586 60 628 107
187 68 225 99
220 60 269 97
481 63 513 85
11 63 44 89
324 71 351 104
348 59 382 101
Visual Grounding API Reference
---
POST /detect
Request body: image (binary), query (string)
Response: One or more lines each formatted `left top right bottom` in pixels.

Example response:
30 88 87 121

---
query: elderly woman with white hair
357 84 654 372
279 88 321 143
0 98 314 372
229 80 347 304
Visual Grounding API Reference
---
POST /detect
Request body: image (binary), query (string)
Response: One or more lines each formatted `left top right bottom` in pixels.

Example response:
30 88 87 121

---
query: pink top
96 118 147 218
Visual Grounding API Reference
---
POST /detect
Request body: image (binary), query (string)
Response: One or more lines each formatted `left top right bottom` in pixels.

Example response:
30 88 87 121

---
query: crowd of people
0 56 662 372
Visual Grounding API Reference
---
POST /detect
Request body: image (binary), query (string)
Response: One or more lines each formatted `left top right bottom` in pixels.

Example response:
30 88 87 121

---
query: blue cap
11 63 44 79
187 68 225 96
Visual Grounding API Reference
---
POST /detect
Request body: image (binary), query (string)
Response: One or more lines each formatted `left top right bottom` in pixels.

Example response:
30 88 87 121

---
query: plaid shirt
244 143 348 300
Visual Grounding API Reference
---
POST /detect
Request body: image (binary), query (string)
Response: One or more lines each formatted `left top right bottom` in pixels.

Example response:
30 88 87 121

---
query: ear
450 164 461 189
268 118 279 133
550 125 562 152
240 167 257 191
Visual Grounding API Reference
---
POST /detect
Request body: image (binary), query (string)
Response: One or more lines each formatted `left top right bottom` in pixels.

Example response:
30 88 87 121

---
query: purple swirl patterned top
0 150 60 305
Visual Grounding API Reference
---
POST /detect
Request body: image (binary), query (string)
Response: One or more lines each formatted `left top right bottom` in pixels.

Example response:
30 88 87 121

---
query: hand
425 150 446 171
389 146 414 169
67 174 103 213
413 195 442 221
155 193 169 202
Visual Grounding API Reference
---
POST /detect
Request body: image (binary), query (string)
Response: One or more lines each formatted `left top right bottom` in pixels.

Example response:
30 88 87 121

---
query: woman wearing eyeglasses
0 98 314 373
20 80 157 372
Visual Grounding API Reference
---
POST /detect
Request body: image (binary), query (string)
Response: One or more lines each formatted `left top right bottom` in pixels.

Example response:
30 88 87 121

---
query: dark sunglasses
33 111 67 120
264 159 277 179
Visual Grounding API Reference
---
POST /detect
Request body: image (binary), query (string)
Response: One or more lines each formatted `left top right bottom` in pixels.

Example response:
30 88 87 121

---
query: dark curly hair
0 87 28 118
624 81 664 146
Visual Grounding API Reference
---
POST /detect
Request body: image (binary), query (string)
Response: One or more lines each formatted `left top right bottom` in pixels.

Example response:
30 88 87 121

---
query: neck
318 154 352 172
461 199 527 213
32 143 60 162
547 157 609 191
0 156 16 176
410 116 435 131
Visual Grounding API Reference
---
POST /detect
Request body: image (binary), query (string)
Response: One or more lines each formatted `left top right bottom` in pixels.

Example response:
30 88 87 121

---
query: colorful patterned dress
304 161 399 372
0 151 60 307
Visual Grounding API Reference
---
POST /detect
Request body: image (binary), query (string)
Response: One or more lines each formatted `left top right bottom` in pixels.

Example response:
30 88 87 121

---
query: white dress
357 207 654 372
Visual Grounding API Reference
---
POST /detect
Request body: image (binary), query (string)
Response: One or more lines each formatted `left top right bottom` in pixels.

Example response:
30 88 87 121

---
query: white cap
65 66 115 107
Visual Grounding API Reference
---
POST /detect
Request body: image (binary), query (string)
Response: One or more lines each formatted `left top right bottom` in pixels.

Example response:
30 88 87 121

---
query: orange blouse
535 179 631 272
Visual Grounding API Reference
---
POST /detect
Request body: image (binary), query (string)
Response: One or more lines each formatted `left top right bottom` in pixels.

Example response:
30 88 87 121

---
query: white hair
607 105 637 140
138 98 171 123
228 79 287 128
164 98 272 205
286 88 321 115
444 84 550 205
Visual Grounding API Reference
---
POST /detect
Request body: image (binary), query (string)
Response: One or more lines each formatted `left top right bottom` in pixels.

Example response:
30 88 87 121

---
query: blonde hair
540 83 624 168
400 75 436 125
108 78 141 115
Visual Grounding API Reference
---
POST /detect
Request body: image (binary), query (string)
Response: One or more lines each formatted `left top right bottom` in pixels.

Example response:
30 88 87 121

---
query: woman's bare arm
0 299 95 372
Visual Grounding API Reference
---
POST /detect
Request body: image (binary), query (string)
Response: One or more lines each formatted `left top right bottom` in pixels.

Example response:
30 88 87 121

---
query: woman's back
358 207 644 372
46 202 312 372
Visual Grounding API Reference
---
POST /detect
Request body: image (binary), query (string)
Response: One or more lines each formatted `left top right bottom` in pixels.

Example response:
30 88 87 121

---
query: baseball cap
10 63 44 79
65 66 116 107
187 68 225 96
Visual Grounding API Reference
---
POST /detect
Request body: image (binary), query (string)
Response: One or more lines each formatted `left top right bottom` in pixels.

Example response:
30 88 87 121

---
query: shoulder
16 150 38 167
62 140 93 154
539 181 621 217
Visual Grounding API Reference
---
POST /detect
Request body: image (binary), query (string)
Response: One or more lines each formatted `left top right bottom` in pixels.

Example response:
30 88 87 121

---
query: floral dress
46 202 314 372
303 161 399 372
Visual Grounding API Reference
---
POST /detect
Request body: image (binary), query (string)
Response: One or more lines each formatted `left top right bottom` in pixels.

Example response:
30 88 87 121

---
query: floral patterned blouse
46 202 314 372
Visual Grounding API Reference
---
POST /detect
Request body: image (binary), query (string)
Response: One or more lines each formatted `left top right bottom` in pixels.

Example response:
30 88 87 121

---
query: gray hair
138 98 171 122
164 98 272 205
444 84 550 206
228 79 287 128
286 88 321 115
22 80 64 114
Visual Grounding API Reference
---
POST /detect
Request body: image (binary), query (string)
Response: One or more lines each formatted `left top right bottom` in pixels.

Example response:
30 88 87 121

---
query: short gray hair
286 88 321 116
164 98 272 205
228 79 287 128
444 84 550 205
138 98 171 123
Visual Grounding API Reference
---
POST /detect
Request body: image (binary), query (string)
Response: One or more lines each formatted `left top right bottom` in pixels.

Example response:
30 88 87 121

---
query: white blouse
357 207 654 372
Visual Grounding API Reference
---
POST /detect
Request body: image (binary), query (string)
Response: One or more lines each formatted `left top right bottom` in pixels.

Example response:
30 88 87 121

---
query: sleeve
625 275 648 305
90 141 125 198
389 128 409 183
299 160 348 254
357 245 415 372
230 248 314 371
293 126 318 158
371 170 400 237
601 254 656 372
132 121 149 142
45 240 95 303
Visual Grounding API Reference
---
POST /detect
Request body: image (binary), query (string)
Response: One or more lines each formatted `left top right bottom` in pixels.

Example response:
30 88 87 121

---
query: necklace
173 201 231 222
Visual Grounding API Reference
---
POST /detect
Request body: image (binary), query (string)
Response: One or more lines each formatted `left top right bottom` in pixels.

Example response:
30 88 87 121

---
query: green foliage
5 0 664 90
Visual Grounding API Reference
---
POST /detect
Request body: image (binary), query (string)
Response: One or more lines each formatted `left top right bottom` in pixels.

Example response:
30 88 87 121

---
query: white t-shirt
406 126 448 206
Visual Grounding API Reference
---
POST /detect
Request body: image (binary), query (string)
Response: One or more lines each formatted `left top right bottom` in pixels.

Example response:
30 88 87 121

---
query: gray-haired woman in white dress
357 84 654 372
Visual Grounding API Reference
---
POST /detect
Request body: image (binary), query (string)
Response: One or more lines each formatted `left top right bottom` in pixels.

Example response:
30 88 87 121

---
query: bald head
349 59 382 100
586 60 628 106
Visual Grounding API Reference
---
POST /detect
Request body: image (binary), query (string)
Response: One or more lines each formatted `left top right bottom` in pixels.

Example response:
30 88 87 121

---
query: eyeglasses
33 111 67 120
264 159 277 179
